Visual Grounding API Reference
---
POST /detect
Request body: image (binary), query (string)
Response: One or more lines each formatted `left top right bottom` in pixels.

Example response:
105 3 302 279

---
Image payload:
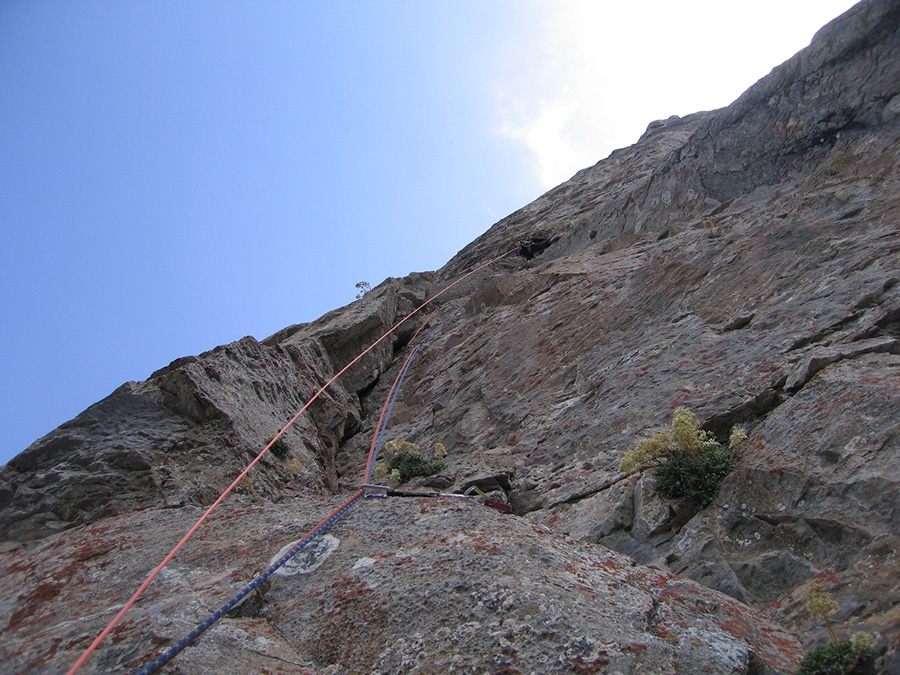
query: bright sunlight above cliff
0 0 858 464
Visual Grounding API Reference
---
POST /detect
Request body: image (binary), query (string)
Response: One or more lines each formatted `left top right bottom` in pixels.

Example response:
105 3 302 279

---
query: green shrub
387 451 446 483
381 438 447 483
799 584 876 674
796 637 874 675
621 407 719 472
654 443 738 508
384 445 446 483
620 407 744 508
266 435 292 460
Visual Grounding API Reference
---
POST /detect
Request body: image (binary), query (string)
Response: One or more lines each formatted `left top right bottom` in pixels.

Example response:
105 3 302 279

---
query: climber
515 236 559 265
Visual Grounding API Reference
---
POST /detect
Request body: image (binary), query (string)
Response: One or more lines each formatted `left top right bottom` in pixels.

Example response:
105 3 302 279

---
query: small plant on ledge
620 406 745 508
797 582 876 675
265 435 292 460
702 219 721 238
382 439 446 484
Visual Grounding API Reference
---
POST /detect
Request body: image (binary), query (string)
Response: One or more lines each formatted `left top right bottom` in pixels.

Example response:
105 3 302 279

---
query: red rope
66 247 516 675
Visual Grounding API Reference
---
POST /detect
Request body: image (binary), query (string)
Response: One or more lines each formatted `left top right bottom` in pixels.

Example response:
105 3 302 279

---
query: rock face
0 275 432 542
0 497 804 675
3 0 900 672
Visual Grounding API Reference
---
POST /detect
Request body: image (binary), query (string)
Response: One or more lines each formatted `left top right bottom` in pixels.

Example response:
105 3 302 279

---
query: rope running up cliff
66 247 517 675
133 308 456 674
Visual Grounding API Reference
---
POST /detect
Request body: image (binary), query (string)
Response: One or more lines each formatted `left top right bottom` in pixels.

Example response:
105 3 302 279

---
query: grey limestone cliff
3 1 900 673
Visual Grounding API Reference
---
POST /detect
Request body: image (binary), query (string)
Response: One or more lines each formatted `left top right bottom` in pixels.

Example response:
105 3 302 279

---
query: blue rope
366 343 420 484
364 312 455 485
421 314 453 343
134 491 364 675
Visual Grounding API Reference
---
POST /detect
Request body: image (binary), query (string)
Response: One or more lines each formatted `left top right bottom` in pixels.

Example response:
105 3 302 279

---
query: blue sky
0 0 858 465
